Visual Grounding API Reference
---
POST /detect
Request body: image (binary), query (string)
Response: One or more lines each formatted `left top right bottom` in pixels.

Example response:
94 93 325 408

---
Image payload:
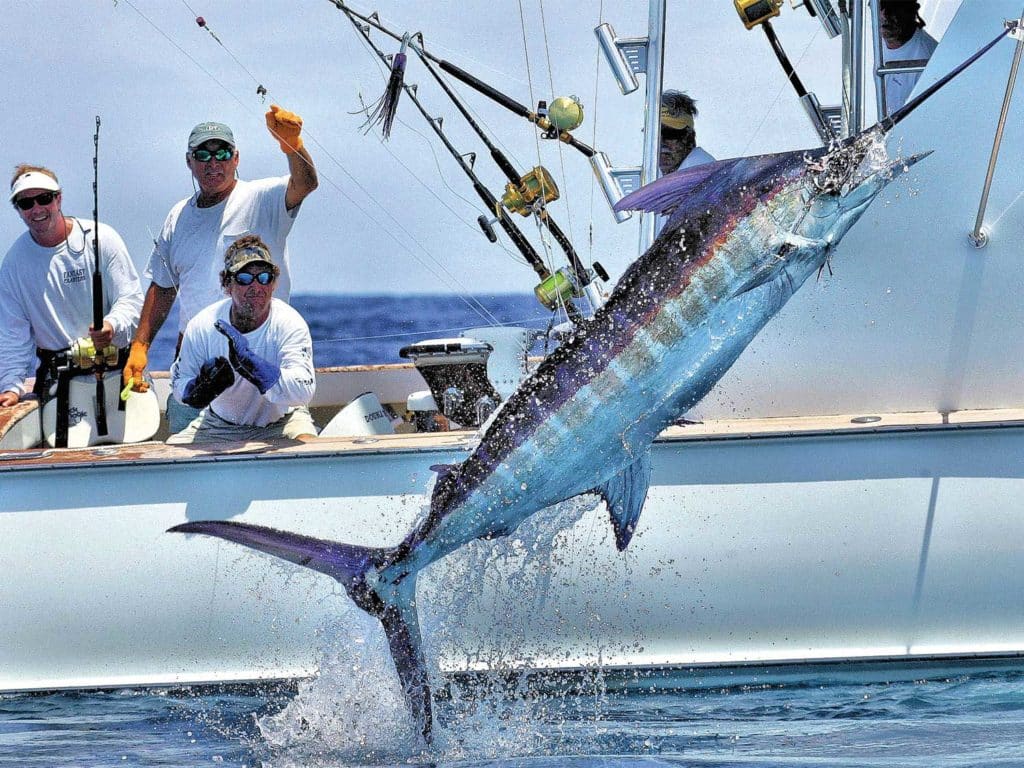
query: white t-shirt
681 146 716 170
882 27 938 114
146 176 298 333
171 298 315 427
0 218 143 395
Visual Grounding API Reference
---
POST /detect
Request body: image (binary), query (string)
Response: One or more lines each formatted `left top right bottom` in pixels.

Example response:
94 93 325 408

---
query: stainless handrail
969 16 1024 248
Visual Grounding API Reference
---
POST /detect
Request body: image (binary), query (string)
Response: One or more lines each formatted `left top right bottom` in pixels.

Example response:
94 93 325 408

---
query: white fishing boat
3 0 1024 696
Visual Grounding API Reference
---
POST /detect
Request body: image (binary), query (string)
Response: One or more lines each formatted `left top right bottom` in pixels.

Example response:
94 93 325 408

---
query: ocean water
147 293 555 370
4 673 1024 767
5 295 1024 766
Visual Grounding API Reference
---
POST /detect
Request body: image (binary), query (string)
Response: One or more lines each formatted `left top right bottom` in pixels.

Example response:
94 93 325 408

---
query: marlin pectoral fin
430 463 458 482
593 451 653 551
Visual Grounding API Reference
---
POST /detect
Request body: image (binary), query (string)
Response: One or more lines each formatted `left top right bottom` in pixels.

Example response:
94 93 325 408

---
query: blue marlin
168 27 1014 741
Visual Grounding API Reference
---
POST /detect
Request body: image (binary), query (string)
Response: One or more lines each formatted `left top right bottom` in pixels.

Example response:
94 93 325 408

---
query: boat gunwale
2 408 1023 473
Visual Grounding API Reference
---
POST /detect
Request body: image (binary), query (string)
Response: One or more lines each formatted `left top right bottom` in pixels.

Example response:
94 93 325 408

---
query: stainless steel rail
969 15 1024 248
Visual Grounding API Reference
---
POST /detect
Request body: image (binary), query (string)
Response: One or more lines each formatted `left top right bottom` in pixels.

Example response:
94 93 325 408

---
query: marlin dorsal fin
614 159 739 215
591 451 652 551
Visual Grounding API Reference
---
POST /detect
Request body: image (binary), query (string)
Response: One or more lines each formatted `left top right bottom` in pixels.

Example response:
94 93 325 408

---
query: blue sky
0 1 954 295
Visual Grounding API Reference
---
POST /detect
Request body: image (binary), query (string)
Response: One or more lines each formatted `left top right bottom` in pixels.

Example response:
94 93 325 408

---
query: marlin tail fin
168 520 433 742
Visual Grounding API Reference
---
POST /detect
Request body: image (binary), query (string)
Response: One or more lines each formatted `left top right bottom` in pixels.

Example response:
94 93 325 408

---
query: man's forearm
285 147 318 210
133 282 177 347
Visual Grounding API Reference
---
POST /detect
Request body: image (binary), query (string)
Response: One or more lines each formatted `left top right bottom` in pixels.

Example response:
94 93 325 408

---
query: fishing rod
809 20 1020 197
405 32 608 312
327 0 597 159
881 19 1019 132
92 116 104 354
57 117 119 445
343 8 583 322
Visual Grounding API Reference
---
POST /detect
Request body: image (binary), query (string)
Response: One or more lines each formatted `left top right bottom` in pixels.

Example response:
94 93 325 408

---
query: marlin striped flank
169 130 929 740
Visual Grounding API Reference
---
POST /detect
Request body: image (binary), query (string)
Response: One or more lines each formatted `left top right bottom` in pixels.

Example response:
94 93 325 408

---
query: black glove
181 356 235 409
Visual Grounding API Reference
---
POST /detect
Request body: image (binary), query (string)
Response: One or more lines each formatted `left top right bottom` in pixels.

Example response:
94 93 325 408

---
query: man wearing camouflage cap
168 234 316 444
125 104 318 431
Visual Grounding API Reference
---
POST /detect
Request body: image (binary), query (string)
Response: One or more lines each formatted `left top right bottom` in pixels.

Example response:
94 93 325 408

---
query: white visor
10 171 60 202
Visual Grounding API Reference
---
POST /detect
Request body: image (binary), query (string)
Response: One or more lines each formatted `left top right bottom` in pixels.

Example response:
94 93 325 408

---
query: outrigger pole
340 5 583 322
327 0 597 159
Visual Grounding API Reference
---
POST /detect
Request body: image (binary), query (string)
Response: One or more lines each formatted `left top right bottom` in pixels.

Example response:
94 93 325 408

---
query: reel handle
477 214 498 243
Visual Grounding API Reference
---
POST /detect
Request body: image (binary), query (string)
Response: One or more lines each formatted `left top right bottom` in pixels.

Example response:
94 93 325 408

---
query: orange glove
266 104 304 154
124 341 151 393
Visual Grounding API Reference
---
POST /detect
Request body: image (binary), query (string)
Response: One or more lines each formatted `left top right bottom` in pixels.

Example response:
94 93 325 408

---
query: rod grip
438 59 532 118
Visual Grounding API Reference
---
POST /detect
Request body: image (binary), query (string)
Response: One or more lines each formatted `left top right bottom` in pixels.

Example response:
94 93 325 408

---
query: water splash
255 608 425 765
251 493 637 765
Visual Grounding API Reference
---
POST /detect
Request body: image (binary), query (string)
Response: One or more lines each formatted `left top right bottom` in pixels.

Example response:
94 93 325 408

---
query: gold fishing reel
70 336 119 369
500 166 560 217
734 0 782 29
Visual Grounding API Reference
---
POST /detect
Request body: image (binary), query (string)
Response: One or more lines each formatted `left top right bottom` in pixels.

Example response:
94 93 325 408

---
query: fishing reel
69 336 119 370
734 0 781 29
534 267 578 311
534 261 609 311
535 96 584 139
500 166 560 217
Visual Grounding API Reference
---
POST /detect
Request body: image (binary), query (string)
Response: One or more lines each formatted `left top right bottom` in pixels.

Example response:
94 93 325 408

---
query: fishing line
516 0 544 170
538 0 580 257
740 25 821 157
353 37 533 270
587 0 605 260
314 315 553 346
179 0 266 98
120 0 503 328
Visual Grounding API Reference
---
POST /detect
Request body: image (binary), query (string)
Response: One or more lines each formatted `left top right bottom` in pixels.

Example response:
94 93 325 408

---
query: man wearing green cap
125 104 318 432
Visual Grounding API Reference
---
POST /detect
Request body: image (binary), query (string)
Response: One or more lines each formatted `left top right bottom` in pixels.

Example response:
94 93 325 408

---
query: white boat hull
4 413 1023 693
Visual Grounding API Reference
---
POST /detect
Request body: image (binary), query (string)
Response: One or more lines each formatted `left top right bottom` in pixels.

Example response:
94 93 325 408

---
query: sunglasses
231 270 274 286
191 147 235 162
13 191 58 211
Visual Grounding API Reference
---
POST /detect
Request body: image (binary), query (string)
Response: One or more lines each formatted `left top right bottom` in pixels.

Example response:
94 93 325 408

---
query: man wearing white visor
0 165 143 406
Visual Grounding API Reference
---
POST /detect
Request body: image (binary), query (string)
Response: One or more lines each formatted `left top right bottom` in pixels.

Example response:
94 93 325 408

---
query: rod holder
590 151 639 223
805 0 843 39
800 92 837 144
595 23 646 94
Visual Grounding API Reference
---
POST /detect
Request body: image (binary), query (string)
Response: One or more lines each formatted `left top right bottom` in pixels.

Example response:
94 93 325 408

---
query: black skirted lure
362 33 409 139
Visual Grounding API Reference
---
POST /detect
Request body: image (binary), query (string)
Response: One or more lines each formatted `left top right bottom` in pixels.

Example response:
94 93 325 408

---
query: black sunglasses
231 270 274 286
191 147 235 163
13 191 58 211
